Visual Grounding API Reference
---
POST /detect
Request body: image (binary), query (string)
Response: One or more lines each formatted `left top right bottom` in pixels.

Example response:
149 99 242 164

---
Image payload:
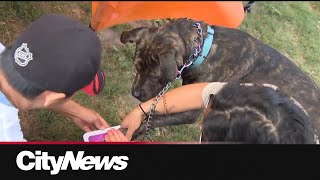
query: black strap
206 94 215 108
244 1 255 13
139 103 148 122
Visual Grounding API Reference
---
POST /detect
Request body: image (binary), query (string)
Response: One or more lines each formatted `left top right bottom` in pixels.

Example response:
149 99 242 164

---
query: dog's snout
132 89 141 99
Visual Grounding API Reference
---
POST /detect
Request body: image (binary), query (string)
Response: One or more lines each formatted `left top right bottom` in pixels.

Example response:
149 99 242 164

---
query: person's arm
141 83 210 114
121 82 211 140
49 99 109 132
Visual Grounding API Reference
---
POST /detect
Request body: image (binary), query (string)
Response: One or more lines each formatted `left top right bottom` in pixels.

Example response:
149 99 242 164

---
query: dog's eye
149 72 156 77
149 70 160 78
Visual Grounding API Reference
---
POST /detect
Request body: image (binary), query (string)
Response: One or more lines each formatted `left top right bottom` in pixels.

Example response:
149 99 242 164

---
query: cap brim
82 68 105 96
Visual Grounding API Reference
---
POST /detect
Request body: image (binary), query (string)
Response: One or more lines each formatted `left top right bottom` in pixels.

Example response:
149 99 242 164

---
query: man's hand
65 108 109 132
49 99 109 132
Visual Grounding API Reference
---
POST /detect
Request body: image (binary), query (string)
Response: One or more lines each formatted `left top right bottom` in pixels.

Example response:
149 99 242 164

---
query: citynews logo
16 151 129 175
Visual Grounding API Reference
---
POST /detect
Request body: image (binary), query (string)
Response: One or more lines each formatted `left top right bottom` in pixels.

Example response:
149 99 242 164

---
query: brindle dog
120 18 320 140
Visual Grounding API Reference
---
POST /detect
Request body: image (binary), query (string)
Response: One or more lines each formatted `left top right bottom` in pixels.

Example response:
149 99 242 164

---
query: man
0 14 109 141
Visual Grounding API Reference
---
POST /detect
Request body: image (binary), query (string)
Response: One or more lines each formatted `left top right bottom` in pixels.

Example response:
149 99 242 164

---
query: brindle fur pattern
120 18 320 139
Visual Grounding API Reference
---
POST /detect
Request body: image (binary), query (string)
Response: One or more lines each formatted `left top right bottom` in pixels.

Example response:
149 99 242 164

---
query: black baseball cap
9 14 105 96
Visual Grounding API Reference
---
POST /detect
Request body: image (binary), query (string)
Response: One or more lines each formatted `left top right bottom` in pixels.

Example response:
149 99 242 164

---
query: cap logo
14 43 33 67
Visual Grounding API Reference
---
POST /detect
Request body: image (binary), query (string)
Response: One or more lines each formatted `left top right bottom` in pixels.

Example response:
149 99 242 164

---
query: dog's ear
120 27 148 44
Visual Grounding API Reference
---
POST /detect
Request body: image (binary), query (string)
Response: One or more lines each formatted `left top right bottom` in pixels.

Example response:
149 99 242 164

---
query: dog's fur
120 18 320 139
201 81 315 144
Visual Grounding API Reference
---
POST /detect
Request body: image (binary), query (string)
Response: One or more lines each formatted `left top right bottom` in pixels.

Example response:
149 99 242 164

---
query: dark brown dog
120 18 320 139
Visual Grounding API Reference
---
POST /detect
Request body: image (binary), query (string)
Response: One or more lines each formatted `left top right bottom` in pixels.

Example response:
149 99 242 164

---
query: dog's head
120 19 205 101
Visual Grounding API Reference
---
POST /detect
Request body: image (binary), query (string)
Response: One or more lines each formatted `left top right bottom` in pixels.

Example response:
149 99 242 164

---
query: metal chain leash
141 81 174 141
141 21 204 141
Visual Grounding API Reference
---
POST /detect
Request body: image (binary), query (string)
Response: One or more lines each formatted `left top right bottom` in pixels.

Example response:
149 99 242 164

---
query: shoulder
202 82 227 106
0 42 5 54
0 103 26 141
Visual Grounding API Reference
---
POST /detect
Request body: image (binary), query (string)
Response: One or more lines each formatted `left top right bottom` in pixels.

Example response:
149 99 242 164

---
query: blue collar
190 26 215 69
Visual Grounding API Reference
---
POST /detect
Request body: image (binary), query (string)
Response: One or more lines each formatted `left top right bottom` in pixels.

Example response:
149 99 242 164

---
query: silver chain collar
141 21 204 141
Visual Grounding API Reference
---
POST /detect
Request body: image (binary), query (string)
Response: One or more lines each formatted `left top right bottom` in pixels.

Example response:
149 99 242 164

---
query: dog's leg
132 109 202 140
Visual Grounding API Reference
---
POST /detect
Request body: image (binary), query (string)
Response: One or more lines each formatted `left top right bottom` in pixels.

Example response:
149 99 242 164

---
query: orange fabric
91 1 245 31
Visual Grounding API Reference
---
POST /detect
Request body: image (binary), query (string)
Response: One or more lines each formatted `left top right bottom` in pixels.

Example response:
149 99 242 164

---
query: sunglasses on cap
81 68 105 96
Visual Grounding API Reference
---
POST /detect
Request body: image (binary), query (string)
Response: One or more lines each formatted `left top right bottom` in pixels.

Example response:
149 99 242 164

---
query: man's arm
49 99 109 132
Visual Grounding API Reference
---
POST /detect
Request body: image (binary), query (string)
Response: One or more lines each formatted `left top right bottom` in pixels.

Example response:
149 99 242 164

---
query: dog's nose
132 90 141 99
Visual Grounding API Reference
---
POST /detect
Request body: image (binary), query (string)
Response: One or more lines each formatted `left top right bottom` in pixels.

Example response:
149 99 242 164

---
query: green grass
1 1 319 142
240 1 320 84
0 2 44 22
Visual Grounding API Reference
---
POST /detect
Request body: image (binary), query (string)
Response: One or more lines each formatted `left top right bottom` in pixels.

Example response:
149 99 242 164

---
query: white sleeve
0 42 5 54
202 82 227 107
0 104 27 142
0 43 26 142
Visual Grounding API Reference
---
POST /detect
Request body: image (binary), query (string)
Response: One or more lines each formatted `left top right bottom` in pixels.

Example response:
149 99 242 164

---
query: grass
1 1 319 142
240 1 320 84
